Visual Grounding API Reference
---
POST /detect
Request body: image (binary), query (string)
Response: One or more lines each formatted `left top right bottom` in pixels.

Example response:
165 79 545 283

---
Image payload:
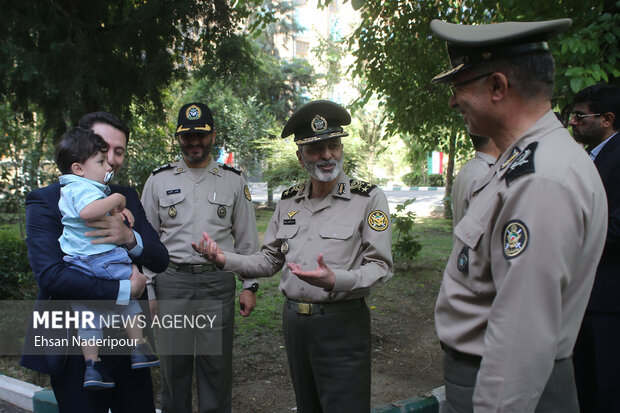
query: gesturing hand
191 232 226 268
287 253 335 291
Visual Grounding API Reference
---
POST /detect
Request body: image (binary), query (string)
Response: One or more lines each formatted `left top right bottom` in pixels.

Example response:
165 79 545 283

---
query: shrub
391 199 422 262
428 174 445 187
0 231 36 300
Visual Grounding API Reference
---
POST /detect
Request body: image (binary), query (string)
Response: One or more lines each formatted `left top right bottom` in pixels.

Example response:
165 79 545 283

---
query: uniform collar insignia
337 182 346 195
503 142 538 186
500 147 522 171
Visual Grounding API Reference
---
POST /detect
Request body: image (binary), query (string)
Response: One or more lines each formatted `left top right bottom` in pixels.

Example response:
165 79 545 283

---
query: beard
181 141 213 165
300 152 344 182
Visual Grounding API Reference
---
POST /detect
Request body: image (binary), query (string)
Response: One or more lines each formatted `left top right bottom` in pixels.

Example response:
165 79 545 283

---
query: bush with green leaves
428 174 445 187
0 230 36 300
391 199 422 262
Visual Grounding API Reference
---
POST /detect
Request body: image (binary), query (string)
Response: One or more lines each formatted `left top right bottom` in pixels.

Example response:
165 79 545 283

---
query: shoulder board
281 183 305 199
222 164 241 175
152 164 173 175
504 142 538 186
349 179 376 196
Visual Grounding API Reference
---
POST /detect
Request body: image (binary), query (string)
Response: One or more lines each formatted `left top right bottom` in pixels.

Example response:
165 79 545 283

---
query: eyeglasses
448 73 493 96
569 112 602 122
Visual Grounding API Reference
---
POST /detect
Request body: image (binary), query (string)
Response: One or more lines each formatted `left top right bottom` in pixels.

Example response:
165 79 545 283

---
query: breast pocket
450 215 487 294
159 193 185 225
319 223 356 265
206 193 233 228
276 225 299 255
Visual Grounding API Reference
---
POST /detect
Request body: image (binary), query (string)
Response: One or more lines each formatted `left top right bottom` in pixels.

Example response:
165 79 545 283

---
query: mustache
316 159 337 167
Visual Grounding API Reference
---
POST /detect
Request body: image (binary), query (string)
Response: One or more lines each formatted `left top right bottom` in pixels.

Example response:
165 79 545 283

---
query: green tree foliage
0 0 251 135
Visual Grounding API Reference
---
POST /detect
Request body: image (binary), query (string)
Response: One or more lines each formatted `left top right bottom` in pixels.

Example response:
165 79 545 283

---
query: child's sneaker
131 342 160 369
83 359 115 390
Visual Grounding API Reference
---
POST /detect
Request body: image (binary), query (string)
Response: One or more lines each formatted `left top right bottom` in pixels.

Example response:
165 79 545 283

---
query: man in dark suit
20 112 169 413
570 84 620 413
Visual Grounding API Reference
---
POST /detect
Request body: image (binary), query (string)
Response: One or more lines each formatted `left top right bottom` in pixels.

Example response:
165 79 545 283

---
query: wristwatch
244 282 259 293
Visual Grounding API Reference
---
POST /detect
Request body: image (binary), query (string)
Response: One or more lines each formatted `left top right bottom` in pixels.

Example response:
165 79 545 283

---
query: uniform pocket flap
159 193 185 207
276 225 299 239
206 192 233 206
319 224 354 240
454 215 485 249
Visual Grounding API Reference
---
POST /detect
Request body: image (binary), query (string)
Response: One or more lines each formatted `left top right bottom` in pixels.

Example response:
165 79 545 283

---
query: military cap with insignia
281 100 351 145
430 18 572 83
175 102 214 136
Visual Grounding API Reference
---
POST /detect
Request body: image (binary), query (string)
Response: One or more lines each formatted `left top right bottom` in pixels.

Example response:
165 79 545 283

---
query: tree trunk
443 129 456 220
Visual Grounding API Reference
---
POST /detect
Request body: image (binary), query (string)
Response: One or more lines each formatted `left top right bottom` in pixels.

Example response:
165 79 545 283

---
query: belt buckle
297 303 313 315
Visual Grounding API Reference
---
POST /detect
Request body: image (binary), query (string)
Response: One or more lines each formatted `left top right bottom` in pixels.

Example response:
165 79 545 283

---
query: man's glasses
570 112 602 122
448 73 493 96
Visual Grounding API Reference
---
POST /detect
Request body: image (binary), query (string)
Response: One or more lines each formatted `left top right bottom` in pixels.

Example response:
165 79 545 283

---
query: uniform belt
440 342 482 364
286 298 364 315
168 261 216 274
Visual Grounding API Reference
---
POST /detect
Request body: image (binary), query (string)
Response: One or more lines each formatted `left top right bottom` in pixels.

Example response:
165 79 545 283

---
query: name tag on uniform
283 219 296 225
166 189 181 195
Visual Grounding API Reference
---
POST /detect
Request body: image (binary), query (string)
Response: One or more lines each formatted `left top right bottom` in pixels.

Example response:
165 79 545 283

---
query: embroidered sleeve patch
244 185 252 201
502 220 529 259
368 210 389 231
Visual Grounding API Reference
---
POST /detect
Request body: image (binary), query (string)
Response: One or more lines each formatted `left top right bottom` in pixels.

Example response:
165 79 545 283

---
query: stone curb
0 375 164 413
0 374 444 413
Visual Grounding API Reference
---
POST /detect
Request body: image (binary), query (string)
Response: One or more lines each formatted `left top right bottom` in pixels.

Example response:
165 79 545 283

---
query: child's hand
118 208 135 228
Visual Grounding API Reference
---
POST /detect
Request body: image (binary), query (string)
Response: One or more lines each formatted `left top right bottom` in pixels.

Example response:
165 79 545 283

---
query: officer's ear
296 148 303 167
210 130 217 143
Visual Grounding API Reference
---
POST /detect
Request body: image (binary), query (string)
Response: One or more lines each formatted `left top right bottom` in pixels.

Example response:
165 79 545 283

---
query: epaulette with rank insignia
504 142 538 186
152 164 173 175
222 164 241 175
349 179 376 196
281 183 305 199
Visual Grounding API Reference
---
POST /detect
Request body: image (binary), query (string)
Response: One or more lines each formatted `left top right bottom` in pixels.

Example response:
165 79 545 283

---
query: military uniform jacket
451 150 496 226
435 111 608 412
224 171 394 302
141 157 259 293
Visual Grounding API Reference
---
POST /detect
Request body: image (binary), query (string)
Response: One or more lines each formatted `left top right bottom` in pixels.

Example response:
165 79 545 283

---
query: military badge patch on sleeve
368 210 389 231
244 185 252 201
502 220 529 259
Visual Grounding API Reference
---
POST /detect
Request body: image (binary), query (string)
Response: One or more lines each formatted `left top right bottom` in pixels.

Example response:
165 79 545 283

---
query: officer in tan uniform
193 100 394 412
141 102 259 413
430 19 608 412
451 135 499 227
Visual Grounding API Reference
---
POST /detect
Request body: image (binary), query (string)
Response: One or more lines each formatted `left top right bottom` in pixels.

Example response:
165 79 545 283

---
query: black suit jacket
20 182 169 376
588 132 620 311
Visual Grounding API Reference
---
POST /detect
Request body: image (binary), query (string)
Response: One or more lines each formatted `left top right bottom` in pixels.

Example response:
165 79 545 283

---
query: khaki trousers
156 267 236 413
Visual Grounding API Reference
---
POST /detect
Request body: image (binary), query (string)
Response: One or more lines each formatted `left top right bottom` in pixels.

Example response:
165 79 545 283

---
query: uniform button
302 262 306 265
307 237 311 241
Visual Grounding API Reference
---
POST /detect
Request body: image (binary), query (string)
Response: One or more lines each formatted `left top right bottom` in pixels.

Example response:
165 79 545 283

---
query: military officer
193 100 394 412
141 102 259 413
430 19 608 412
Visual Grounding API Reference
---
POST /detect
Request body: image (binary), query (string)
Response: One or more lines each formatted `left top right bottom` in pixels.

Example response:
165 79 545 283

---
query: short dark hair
573 84 620 130
475 51 555 101
78 111 130 143
54 127 109 175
